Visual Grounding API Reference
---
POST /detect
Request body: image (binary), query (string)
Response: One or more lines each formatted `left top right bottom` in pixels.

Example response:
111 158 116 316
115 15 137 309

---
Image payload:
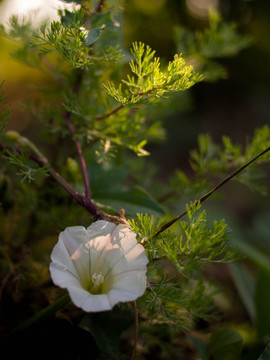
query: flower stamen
86 271 105 294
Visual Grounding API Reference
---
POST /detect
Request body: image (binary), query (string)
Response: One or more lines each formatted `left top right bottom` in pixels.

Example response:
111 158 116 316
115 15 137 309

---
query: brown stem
0 142 97 214
0 143 132 224
96 0 106 13
95 104 124 121
63 112 92 203
154 146 270 237
96 89 155 122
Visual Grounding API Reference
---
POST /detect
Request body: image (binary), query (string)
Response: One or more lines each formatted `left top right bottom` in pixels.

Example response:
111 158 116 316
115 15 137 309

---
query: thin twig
95 89 154 122
0 142 130 224
0 142 96 214
154 146 270 237
95 104 124 121
96 0 106 13
63 112 92 202
130 301 138 360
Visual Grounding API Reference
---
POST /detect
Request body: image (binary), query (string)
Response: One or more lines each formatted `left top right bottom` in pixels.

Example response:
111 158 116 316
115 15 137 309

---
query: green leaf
94 185 165 216
235 239 270 274
89 165 164 216
60 8 84 27
229 263 256 323
79 308 133 360
188 335 208 360
207 328 243 360
258 342 270 360
91 12 118 32
255 270 270 337
85 25 105 46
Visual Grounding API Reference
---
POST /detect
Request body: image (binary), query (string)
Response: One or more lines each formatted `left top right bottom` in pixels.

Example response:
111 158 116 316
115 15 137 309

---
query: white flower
49 220 149 312
0 0 80 29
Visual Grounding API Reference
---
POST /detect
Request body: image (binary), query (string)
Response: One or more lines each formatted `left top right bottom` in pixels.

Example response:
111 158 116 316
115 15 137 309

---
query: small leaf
235 239 270 274
60 9 84 27
85 25 105 46
188 335 208 360
94 186 164 216
258 342 270 360
208 328 243 360
91 12 118 31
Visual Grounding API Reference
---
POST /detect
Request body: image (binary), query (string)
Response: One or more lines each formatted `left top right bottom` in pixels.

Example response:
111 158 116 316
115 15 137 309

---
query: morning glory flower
49 220 149 312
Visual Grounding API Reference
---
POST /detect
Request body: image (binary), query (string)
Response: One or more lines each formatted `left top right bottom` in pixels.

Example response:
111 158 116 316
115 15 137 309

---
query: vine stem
130 301 138 360
0 141 130 224
95 104 124 121
95 89 155 122
154 146 270 237
63 112 93 206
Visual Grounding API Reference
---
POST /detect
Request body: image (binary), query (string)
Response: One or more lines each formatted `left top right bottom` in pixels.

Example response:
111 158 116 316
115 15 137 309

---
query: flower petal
110 243 149 275
49 262 81 288
101 225 145 273
67 285 113 312
113 270 147 295
86 220 116 239
107 271 147 306
52 226 91 282
50 221 149 313
111 224 138 253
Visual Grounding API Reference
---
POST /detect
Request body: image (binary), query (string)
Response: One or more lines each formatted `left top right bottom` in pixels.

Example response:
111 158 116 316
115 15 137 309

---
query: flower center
86 272 106 295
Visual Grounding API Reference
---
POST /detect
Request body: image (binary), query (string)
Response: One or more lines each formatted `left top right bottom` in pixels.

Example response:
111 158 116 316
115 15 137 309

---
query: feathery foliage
0 1 269 359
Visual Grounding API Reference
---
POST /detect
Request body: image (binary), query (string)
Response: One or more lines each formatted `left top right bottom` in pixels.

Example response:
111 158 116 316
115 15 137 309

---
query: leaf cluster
131 203 240 327
3 149 48 183
190 126 270 194
104 41 203 105
34 7 122 67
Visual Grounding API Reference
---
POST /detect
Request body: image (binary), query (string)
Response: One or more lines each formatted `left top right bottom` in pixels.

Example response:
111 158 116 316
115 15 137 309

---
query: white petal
113 270 147 295
111 225 138 253
106 271 147 307
86 220 116 239
49 263 81 288
110 243 149 275
99 225 142 273
67 285 113 312
80 234 113 277
53 226 91 282
50 230 81 280
85 221 117 272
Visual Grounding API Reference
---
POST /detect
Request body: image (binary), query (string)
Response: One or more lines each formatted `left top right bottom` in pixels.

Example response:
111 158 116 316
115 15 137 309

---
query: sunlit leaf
208 328 243 360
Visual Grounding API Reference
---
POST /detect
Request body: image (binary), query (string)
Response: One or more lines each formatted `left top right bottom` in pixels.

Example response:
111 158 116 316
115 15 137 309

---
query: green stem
8 294 70 336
